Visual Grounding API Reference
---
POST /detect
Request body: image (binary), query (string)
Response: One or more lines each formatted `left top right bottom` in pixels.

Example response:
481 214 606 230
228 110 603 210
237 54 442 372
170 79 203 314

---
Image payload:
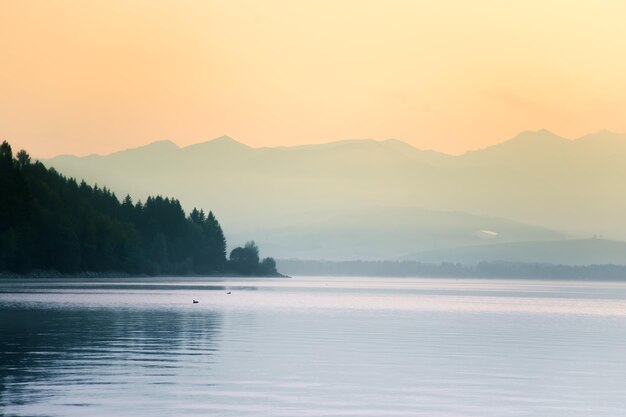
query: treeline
278 259 626 280
0 141 279 276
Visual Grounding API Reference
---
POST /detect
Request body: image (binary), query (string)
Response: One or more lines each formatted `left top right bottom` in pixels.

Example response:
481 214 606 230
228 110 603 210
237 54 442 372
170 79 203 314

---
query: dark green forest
0 141 279 276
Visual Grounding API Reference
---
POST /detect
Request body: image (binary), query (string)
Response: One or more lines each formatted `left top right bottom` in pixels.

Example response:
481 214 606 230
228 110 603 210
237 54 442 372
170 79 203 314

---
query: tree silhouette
0 140 279 276
228 241 278 275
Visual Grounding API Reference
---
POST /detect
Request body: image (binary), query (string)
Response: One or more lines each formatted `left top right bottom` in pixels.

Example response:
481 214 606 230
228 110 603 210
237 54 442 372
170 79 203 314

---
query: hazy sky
2 0 626 157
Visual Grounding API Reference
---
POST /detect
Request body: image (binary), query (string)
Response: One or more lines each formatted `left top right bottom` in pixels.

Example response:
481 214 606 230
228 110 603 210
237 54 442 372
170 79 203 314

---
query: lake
2 277 626 416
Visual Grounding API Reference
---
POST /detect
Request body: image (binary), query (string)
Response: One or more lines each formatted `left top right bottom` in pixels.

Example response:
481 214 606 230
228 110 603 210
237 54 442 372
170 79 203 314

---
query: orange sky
2 0 626 157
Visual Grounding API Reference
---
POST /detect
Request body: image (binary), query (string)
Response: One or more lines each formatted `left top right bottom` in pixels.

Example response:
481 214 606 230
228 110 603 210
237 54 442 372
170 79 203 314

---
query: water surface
2 277 626 416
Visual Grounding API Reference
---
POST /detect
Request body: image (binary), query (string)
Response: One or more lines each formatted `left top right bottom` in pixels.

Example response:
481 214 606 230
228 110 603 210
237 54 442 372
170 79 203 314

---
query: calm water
2 277 626 416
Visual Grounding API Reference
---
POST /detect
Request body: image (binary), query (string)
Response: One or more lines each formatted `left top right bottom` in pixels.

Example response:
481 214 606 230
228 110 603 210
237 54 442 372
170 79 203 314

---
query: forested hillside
0 141 277 276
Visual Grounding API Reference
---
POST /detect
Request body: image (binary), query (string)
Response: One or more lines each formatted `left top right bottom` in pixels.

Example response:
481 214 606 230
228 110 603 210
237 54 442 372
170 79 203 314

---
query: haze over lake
4 1 626 415
2 277 626 416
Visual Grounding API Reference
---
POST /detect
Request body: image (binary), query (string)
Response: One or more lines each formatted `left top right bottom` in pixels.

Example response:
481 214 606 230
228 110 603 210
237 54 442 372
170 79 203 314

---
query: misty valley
44 130 626 266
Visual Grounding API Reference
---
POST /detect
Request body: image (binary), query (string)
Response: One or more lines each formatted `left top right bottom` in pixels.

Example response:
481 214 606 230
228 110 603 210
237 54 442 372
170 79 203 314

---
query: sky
2 0 626 158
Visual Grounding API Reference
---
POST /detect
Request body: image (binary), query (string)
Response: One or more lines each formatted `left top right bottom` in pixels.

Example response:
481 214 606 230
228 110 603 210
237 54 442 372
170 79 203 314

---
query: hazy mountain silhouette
45 130 626 260
406 238 626 266
229 207 563 260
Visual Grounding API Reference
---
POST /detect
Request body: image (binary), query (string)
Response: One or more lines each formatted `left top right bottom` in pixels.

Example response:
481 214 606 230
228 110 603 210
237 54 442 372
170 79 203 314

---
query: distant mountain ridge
44 129 626 261
51 128 626 156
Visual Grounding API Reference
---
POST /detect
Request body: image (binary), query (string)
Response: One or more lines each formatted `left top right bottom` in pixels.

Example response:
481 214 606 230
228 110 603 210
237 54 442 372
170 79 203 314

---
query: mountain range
44 129 626 262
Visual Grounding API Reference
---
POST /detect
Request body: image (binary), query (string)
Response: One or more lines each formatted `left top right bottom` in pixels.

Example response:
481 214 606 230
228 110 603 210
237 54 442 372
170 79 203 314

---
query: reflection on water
2 277 626 416
0 306 221 416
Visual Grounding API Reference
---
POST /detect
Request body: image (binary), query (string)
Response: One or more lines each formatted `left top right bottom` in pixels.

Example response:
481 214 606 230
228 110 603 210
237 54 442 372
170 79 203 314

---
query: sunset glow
2 0 626 157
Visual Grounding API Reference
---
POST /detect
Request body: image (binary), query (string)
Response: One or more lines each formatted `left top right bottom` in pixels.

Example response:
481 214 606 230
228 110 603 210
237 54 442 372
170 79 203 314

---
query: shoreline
0 270 289 279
